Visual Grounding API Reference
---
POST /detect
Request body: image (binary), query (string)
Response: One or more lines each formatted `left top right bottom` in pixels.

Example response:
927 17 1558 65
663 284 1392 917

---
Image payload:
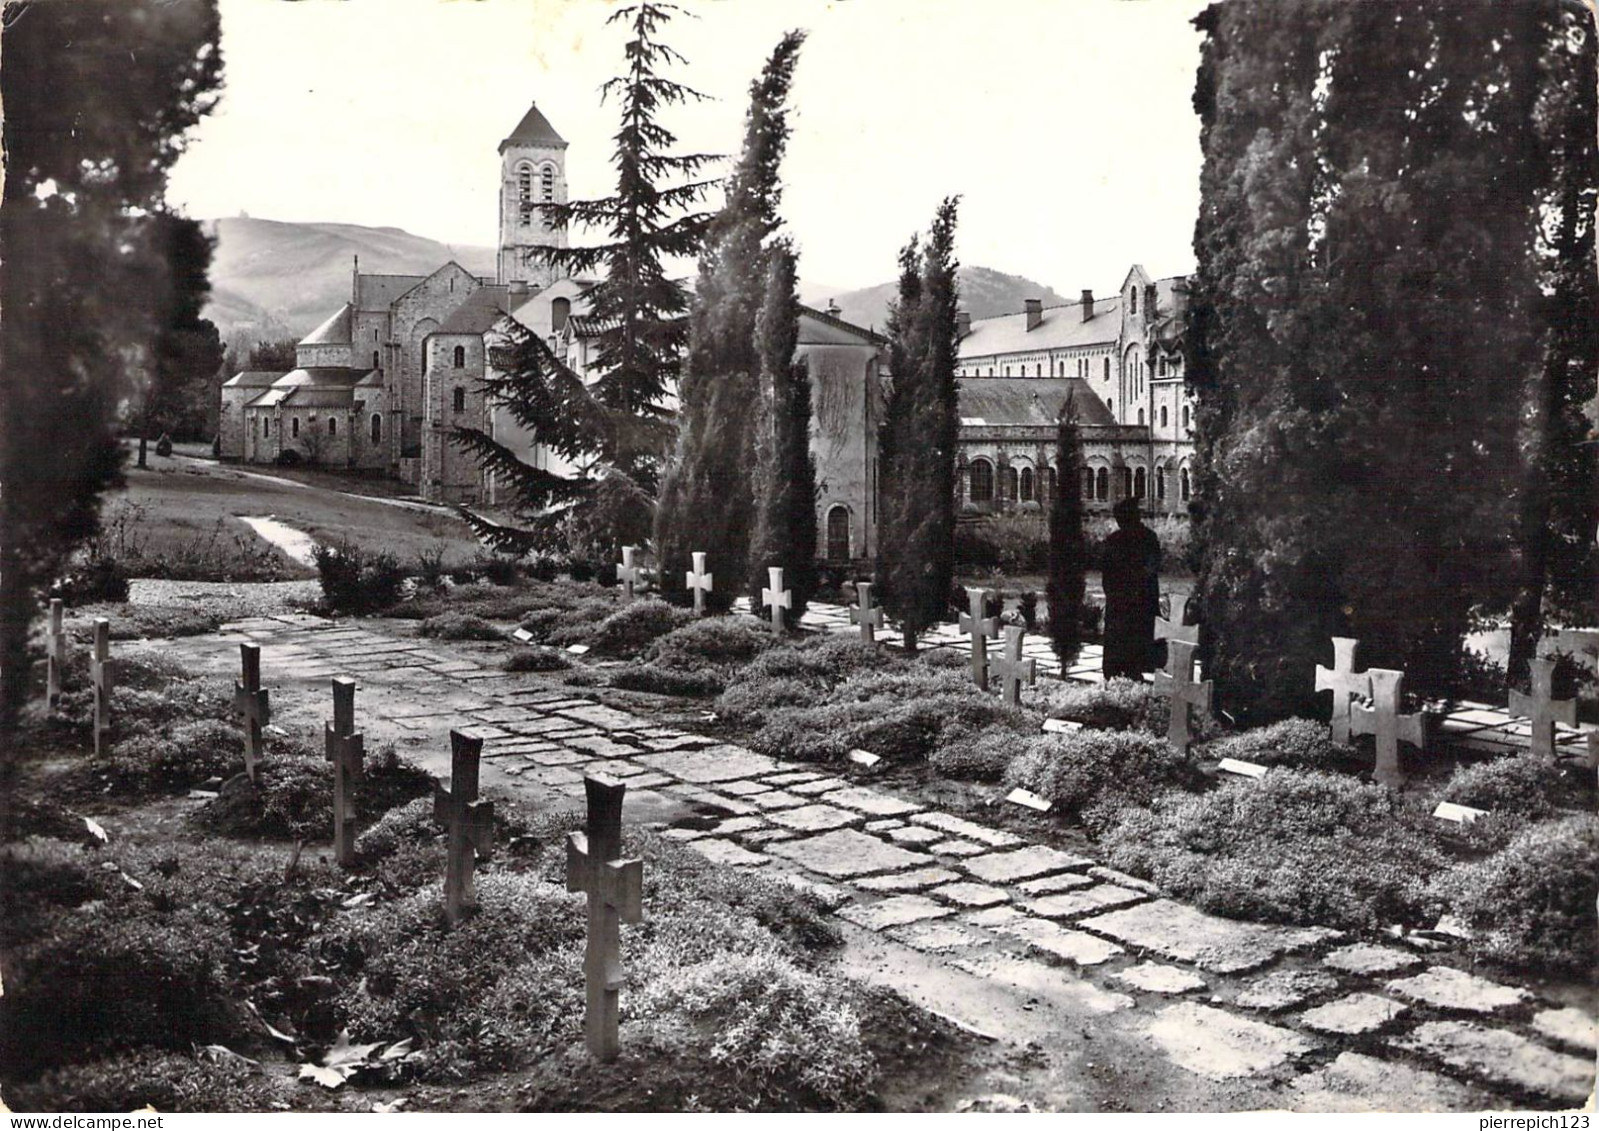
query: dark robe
1101 522 1161 679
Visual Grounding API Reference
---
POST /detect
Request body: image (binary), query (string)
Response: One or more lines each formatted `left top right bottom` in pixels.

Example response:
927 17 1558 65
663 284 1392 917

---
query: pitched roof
958 296 1121 359
566 314 620 339
956 378 1115 427
300 304 353 346
272 366 369 388
355 273 428 312
798 304 888 346
244 368 376 409
500 102 566 152
436 285 509 334
222 370 287 389
281 387 360 408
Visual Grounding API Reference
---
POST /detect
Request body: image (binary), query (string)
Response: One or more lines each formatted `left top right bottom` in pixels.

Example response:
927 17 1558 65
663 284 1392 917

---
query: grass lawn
105 445 487 580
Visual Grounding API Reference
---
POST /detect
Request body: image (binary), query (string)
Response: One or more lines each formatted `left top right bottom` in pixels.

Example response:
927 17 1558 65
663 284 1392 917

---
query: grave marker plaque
1315 637 1369 746
324 677 365 868
1506 657 1576 760
959 587 1000 691
617 545 640 601
686 552 714 617
849 581 884 645
991 625 1036 707
1154 639 1213 755
1350 668 1427 789
46 598 67 708
435 731 494 924
761 566 792 633
566 774 645 1061
90 618 113 756
232 643 271 782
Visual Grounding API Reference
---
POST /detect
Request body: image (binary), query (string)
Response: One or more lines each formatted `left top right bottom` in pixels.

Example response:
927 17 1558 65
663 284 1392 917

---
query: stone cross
1351 668 1427 789
1507 657 1576 760
1315 637 1370 746
1155 593 1199 646
617 545 640 601
46 598 67 708
849 581 884 645
1154 639 1213 754
324 677 365 868
959 586 1000 690
434 731 494 924
90 618 113 756
565 774 644 1062
685 551 713 617
761 566 792 633
991 624 1036 707
232 642 271 783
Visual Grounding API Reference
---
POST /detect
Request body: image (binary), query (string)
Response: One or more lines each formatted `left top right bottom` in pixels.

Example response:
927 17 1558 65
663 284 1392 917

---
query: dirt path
126 612 1595 1113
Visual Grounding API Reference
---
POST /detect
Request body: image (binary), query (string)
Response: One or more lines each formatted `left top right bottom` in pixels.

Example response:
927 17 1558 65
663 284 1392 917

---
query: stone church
219 100 1192 560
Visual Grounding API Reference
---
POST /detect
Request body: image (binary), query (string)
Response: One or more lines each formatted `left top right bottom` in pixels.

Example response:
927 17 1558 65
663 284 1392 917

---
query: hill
203 216 496 352
801 266 1071 334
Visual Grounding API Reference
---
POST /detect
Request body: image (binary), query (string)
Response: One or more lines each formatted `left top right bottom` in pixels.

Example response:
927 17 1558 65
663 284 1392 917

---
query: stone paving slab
1145 1002 1318 1081
1001 917 1124 966
558 704 646 730
766 829 931 879
953 954 1135 1016
963 845 1095 884
1285 1051 1499 1113
1113 962 1207 995
838 894 954 931
1021 883 1146 921
930 838 987 858
789 777 850 795
856 866 963 892
1299 993 1407 1036
964 905 1026 929
1231 968 1341 1012
637 746 781 783
1321 943 1424 977
1016 871 1097 896
930 882 1010 908
768 804 859 832
909 811 1024 848
888 919 990 954
1531 1007 1598 1055
886 825 943 847
688 838 769 868
1386 966 1531 1014
1080 900 1343 974
819 786 921 818
746 789 808 810
1396 1020 1592 1105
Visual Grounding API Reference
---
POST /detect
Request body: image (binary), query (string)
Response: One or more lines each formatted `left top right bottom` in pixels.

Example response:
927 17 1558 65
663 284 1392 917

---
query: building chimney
1081 289 1095 322
1025 298 1043 332
826 298 841 318
508 280 529 300
956 310 971 338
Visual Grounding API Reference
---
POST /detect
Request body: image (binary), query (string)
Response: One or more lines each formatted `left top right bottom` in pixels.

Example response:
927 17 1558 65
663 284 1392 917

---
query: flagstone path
150 611 1595 1112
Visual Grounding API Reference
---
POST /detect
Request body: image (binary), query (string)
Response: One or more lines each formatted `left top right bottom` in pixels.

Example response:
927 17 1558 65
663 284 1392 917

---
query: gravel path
128 578 321 617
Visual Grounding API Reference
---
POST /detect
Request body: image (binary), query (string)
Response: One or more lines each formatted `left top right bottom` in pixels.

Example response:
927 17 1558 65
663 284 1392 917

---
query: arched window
552 296 571 334
1104 357 1111 380
1004 465 1019 501
328 417 337 436
826 505 851 560
1160 405 1169 429
541 164 555 201
1156 466 1167 500
969 459 994 504
372 350 380 369
291 417 300 438
1134 467 1147 499
452 386 466 414
518 164 532 204
370 413 382 443
453 345 466 369
1082 467 1095 499
1183 405 1191 430
1095 467 1109 501
1019 466 1035 502
1180 467 1191 502
1107 398 1114 416
1130 287 1138 315
1138 408 1145 425
264 417 270 436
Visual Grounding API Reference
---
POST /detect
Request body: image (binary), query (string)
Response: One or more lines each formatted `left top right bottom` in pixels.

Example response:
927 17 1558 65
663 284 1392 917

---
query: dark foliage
1046 405 1088 667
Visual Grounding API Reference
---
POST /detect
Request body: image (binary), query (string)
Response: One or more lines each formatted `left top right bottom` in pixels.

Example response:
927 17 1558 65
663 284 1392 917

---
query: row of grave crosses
617 546 800 633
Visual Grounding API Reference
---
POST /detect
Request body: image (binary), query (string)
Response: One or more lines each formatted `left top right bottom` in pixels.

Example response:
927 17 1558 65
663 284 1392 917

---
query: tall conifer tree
655 31 805 610
1047 398 1088 669
876 197 961 650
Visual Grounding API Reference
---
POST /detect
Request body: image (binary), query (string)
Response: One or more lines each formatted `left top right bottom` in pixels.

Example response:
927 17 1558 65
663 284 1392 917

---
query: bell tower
497 101 569 290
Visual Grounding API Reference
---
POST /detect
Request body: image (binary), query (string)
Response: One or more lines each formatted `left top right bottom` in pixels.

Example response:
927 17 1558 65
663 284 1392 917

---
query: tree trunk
901 626 916 653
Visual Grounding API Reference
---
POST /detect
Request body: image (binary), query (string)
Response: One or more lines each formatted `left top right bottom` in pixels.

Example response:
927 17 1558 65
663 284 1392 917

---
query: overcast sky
168 0 1210 295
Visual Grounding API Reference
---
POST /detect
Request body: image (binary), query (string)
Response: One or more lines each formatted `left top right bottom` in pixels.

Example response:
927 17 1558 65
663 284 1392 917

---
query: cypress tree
655 31 805 610
876 197 961 651
1046 397 1088 670
748 239 817 623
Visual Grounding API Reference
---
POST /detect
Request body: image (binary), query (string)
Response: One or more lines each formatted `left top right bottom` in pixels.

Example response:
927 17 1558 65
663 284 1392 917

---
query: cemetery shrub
0 838 122 942
51 555 131 606
6 1049 280 1114
929 725 1032 782
517 590 620 647
98 604 223 640
1099 770 1446 930
586 599 696 658
313 541 404 615
96 717 240 794
713 636 883 723
1429 814 1599 976
609 664 725 698
354 796 445 892
1004 730 1194 816
1201 717 1355 771
1435 755 1568 821
716 674 820 725
1024 677 1175 735
614 615 780 695
199 742 431 841
419 612 504 642
502 647 571 673
413 545 448 590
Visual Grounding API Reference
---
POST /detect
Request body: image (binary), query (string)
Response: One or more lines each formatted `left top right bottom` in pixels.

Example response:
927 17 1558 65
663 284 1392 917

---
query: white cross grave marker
1351 668 1428 789
566 774 644 1061
761 566 792 633
1155 593 1199 646
686 552 713 617
46 598 67 709
435 730 494 925
90 618 113 756
617 545 640 601
232 642 271 783
1155 639 1213 754
959 587 1000 691
1315 636 1370 746
850 581 884 645
991 624 1037 707
325 677 365 868
1507 656 1577 760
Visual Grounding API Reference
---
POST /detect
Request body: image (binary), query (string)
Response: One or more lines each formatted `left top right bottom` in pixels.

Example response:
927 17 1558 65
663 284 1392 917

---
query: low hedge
1004 729 1197 815
1201 717 1354 771
586 600 696 658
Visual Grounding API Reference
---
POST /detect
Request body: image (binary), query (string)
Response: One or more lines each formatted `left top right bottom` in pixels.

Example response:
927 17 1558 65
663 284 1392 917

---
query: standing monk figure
1101 496 1161 680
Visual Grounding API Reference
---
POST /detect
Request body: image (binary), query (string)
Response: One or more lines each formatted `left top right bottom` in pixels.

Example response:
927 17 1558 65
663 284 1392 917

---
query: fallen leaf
323 1030 383 1070
81 816 109 843
342 892 376 909
371 1100 408 1113
298 1064 344 1090
379 1038 414 1061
